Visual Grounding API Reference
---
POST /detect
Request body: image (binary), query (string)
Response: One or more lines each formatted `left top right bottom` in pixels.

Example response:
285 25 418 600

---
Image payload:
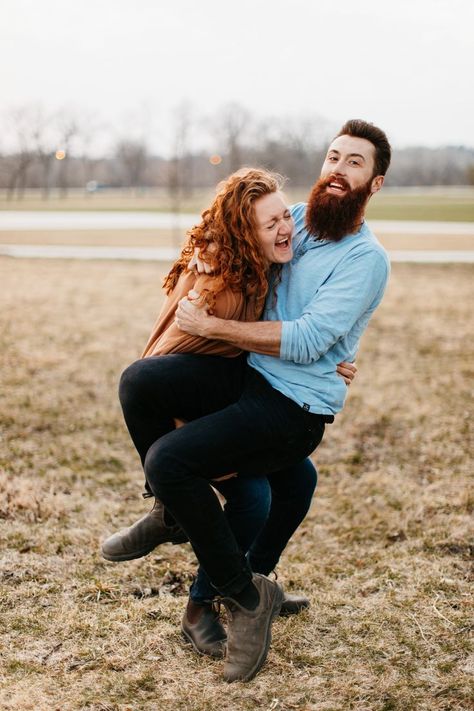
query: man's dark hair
335 119 391 177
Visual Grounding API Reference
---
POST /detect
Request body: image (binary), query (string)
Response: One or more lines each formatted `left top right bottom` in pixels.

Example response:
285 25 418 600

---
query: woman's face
254 191 294 265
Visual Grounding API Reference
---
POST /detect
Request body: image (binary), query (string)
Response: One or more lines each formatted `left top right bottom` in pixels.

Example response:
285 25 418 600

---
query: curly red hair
163 168 285 310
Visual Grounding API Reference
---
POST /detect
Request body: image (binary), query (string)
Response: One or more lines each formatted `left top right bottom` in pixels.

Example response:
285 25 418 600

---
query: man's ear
370 175 384 194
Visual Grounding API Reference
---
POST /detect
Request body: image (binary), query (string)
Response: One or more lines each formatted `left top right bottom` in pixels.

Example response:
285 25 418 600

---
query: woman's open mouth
275 237 291 251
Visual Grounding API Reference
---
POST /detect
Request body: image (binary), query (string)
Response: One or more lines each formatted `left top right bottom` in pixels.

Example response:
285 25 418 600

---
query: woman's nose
279 218 291 234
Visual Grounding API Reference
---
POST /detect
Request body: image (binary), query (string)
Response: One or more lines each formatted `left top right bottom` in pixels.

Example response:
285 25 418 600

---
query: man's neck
350 211 365 234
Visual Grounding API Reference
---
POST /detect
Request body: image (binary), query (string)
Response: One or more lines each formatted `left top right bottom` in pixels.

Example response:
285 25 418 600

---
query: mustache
321 175 351 191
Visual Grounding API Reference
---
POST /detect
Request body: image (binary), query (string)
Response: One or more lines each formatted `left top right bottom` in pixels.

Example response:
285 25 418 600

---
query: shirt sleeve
289 203 307 250
290 202 307 229
280 248 389 364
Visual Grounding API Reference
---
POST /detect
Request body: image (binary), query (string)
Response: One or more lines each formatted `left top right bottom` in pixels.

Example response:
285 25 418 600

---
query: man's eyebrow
328 149 366 162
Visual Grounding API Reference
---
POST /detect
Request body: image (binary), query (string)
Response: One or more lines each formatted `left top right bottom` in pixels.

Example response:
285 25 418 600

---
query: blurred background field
1 187 474 222
0 256 472 711
1 189 473 256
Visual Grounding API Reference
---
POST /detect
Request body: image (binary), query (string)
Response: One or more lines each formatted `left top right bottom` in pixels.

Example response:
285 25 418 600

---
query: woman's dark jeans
190 458 317 603
119 353 326 597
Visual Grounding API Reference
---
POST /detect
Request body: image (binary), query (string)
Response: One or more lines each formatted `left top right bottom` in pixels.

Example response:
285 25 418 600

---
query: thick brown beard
305 175 373 242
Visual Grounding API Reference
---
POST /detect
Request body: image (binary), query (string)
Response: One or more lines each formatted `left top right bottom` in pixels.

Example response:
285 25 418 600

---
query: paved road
1 211 472 262
0 211 473 235
0 211 201 230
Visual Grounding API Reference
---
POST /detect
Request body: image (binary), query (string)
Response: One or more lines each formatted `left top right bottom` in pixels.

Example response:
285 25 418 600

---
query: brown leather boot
101 498 188 561
181 598 227 658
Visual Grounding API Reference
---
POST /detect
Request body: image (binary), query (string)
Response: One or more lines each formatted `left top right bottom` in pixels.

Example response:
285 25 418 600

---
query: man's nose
333 161 346 175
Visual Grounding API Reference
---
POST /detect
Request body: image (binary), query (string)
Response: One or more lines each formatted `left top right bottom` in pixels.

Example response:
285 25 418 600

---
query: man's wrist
201 314 221 339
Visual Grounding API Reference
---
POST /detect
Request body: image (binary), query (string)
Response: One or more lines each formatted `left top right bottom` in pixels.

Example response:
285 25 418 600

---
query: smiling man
117 120 391 683
177 120 390 380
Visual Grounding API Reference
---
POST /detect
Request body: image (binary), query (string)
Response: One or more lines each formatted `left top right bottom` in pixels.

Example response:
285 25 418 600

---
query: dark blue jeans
190 459 317 602
119 353 326 597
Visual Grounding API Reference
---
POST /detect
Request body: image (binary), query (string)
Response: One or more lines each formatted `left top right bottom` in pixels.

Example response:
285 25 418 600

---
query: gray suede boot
222 574 283 683
279 592 310 616
181 599 227 658
101 499 188 561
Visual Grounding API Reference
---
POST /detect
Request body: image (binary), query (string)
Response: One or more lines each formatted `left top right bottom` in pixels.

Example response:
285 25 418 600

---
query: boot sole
101 534 189 561
181 626 226 659
224 583 284 683
279 600 310 617
101 543 159 561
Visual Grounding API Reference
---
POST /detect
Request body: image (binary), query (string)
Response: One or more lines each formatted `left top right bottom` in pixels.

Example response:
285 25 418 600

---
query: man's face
320 134 381 195
305 135 384 242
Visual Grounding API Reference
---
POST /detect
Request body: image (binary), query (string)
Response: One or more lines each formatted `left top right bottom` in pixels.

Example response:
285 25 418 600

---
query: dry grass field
0 257 473 711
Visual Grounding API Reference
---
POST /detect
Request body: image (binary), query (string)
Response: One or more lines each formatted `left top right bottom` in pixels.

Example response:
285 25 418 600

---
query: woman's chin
274 246 293 264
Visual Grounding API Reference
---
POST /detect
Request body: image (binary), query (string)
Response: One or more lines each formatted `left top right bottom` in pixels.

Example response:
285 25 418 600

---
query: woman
103 168 355 657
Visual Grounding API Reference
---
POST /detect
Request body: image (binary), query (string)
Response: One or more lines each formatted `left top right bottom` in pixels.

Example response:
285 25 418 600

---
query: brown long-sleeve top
141 270 262 358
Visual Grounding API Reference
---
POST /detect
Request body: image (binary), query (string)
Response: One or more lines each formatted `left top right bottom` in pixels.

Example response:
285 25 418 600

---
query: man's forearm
203 316 282 356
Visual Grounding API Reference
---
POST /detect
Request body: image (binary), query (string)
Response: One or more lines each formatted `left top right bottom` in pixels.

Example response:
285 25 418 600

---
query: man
109 119 391 682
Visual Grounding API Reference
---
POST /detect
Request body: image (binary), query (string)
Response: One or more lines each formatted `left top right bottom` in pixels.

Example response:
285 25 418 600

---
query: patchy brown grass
0 229 178 248
0 258 473 711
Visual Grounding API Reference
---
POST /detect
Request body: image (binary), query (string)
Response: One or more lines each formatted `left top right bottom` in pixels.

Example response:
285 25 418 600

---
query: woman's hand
188 244 217 274
175 290 212 336
337 360 357 386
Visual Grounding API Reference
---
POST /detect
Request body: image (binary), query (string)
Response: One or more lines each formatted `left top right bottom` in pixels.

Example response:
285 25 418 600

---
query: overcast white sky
1 0 473 154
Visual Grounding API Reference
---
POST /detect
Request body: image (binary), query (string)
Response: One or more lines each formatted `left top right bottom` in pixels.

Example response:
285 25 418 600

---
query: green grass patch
1 187 473 221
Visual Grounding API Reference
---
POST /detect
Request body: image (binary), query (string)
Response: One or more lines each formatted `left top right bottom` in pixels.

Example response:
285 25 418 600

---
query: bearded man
114 119 391 683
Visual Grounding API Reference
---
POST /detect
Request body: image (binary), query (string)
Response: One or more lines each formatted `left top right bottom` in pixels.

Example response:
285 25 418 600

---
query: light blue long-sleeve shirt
247 202 390 415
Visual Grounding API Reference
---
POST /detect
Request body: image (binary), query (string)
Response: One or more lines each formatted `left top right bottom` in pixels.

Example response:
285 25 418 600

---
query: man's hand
337 360 357 386
176 291 357 385
175 290 213 336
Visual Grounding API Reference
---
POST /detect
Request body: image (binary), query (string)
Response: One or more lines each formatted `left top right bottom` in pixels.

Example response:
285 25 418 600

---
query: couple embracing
101 119 391 682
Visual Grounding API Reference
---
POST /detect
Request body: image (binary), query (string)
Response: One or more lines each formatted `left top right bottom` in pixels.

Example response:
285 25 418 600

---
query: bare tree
114 139 149 190
30 107 59 199
2 107 38 199
271 115 334 185
167 101 194 202
70 112 108 194
56 112 82 197
166 101 195 246
213 103 251 173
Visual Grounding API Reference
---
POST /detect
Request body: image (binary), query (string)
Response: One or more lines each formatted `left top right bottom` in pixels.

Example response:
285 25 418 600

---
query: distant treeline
2 145 473 200
1 103 473 199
